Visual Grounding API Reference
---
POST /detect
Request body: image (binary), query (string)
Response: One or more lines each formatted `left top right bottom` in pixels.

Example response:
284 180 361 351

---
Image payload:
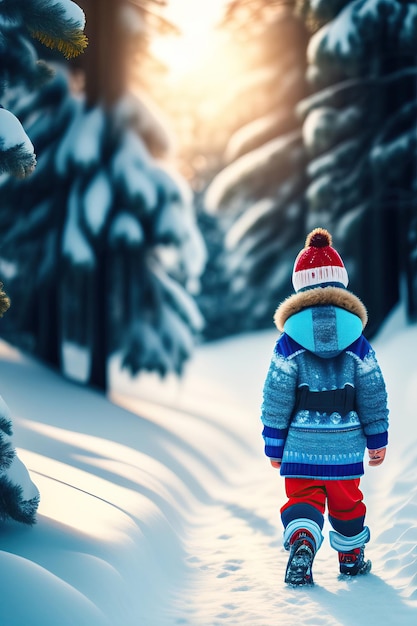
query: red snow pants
281 477 366 522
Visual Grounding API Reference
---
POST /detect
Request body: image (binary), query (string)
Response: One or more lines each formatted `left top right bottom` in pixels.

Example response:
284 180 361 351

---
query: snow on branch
0 0 87 59
370 100 417 150
55 105 105 174
62 181 94 267
109 213 145 247
225 198 276 250
83 170 113 237
205 131 302 213
0 1 87 178
308 0 417 77
371 128 417 180
25 0 87 59
298 68 417 121
302 106 364 157
0 109 36 178
149 260 205 333
111 130 157 213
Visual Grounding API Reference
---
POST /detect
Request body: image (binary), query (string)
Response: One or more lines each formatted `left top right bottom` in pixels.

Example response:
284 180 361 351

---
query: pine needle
31 29 88 59
0 283 11 317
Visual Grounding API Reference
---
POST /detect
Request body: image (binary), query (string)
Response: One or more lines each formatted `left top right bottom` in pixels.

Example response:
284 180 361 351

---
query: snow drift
0 304 415 624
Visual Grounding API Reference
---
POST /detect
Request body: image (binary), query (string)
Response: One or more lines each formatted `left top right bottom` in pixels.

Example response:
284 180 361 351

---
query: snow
305 173 334 212
55 105 104 174
0 108 34 153
62 182 94 266
155 201 184 241
308 5 355 62
302 107 338 154
61 341 90 383
109 212 144 246
401 5 417 47
151 163 207 281
0 257 18 280
148 260 205 331
58 0 86 29
84 171 113 236
0 303 416 625
68 107 105 169
204 132 300 213
111 131 156 211
308 0 417 70
371 133 413 170
225 198 275 249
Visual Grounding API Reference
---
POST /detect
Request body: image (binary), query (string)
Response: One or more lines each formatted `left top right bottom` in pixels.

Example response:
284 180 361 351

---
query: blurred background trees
0 0 205 391
200 1 309 338
0 0 416 392
177 0 416 339
295 0 417 335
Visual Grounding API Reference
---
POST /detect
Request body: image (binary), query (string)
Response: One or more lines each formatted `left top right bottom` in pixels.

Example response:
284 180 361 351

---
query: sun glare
151 0 227 78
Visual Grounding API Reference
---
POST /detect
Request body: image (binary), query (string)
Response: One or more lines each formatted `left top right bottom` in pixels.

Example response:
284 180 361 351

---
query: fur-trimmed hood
274 286 367 332
274 287 368 359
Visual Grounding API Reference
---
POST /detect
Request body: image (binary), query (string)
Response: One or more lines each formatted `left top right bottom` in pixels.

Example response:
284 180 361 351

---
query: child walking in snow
0 283 39 525
260 228 388 586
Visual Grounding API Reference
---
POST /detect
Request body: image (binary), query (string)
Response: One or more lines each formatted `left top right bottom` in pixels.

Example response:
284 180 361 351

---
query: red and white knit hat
292 228 348 292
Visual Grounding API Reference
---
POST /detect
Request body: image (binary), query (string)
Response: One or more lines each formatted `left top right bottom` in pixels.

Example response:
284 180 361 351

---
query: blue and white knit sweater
261 286 389 480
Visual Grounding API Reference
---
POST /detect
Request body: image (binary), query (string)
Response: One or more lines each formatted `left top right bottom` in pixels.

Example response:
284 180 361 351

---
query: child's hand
368 447 386 466
270 460 281 469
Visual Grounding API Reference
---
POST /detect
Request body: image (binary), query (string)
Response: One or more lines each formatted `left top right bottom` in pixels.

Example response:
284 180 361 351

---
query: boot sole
285 546 315 586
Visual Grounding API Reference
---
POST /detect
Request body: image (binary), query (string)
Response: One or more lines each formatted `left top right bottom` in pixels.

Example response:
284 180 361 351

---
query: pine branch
297 68 417 119
1 0 88 58
31 28 88 59
0 283 11 317
371 100 417 150
0 144 37 178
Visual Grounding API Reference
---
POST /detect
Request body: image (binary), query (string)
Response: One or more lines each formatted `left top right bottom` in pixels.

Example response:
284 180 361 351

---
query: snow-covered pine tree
0 0 86 525
0 70 80 365
201 1 309 336
0 0 206 391
0 0 87 178
296 0 417 331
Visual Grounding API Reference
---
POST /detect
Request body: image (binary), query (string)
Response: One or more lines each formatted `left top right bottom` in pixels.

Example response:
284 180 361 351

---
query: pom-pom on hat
292 227 348 292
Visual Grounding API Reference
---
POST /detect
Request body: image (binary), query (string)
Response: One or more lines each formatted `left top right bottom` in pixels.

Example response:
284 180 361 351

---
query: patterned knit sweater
261 286 389 480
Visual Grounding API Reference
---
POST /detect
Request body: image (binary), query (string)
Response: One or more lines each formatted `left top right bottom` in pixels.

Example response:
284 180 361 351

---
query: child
0 283 40 524
260 228 388 586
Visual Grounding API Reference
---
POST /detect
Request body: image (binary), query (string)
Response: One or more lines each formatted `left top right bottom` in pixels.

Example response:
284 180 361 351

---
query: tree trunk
358 32 400 336
73 1 130 392
78 0 128 108
87 248 108 391
37 281 60 368
404 205 417 321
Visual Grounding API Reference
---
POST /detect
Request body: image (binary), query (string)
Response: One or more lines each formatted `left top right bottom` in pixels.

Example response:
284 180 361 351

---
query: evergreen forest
0 0 416 391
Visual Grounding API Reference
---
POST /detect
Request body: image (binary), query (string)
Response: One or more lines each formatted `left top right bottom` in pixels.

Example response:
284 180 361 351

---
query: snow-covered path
175 463 417 626
112 307 417 625
0 305 416 625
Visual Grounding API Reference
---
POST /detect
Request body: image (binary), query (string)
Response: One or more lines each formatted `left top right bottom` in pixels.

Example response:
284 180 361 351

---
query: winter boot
284 529 316 586
338 545 371 576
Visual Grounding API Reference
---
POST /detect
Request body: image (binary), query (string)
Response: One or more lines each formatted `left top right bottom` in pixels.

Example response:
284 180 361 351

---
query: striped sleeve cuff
262 425 287 460
366 431 388 450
